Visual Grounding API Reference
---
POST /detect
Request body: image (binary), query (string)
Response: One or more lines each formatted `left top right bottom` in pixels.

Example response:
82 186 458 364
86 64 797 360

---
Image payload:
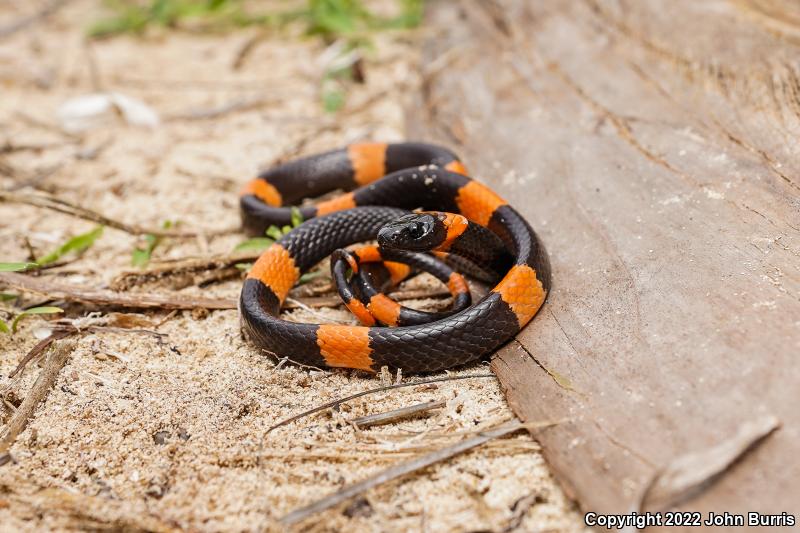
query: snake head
378 213 445 251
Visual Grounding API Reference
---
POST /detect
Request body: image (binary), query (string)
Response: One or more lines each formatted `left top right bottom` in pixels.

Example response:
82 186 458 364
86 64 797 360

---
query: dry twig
232 31 268 70
0 339 76 459
351 399 446 429
8 329 74 378
109 252 261 290
266 373 495 434
279 419 557 526
0 271 236 310
215 438 539 466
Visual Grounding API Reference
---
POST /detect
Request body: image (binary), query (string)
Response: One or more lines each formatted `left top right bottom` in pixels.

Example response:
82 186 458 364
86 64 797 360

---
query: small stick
0 190 237 237
232 31 268 70
265 373 495 434
8 329 73 378
0 339 76 457
279 419 556 526
0 272 236 310
351 399 446 429
109 252 261 291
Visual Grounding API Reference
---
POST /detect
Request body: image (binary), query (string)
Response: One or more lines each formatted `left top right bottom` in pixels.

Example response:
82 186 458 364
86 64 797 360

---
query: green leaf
0 319 9 334
281 225 292 235
234 238 273 252
130 219 175 267
322 87 345 113
0 293 17 302
306 0 369 37
131 233 161 268
290 207 304 228
235 262 253 271
37 226 104 266
0 262 38 272
11 306 63 333
87 0 272 37
265 226 284 241
131 249 150 267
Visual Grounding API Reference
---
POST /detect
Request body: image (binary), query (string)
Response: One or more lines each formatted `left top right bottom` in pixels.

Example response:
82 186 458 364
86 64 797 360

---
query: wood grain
412 0 800 519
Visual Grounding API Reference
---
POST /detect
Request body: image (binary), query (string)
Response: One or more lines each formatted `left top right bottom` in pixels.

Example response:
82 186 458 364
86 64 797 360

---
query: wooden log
412 0 800 520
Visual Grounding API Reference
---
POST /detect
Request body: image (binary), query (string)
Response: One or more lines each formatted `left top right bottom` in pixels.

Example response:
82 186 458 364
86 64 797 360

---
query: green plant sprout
5 306 64 334
131 220 176 267
234 208 318 284
234 207 303 253
0 262 38 272
37 226 104 266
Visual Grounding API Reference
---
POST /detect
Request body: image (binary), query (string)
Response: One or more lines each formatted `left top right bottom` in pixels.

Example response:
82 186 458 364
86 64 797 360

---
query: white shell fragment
58 92 160 133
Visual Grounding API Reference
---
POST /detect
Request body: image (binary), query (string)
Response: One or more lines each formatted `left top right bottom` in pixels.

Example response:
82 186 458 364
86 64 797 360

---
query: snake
238 142 550 373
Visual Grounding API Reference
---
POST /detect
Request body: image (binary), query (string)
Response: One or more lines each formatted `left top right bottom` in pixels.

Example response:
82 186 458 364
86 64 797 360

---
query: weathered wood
413 0 800 519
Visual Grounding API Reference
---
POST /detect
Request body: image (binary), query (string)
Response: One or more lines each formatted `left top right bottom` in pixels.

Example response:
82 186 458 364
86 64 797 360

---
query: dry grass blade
279 419 557 526
351 399 446 428
215 438 540 466
0 271 236 310
0 339 76 459
0 190 236 237
265 373 495 434
8 329 73 378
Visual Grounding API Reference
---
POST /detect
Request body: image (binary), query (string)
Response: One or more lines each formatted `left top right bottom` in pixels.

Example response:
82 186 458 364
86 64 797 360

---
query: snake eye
408 222 425 239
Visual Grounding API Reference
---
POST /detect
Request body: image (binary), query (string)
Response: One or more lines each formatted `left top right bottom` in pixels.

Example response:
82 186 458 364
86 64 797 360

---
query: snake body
238 142 550 373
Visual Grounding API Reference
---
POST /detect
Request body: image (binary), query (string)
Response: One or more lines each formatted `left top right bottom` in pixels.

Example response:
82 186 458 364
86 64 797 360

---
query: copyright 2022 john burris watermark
584 511 797 529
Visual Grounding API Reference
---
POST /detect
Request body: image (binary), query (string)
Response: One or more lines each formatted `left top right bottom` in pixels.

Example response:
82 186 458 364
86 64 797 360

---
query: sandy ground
0 2 586 531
